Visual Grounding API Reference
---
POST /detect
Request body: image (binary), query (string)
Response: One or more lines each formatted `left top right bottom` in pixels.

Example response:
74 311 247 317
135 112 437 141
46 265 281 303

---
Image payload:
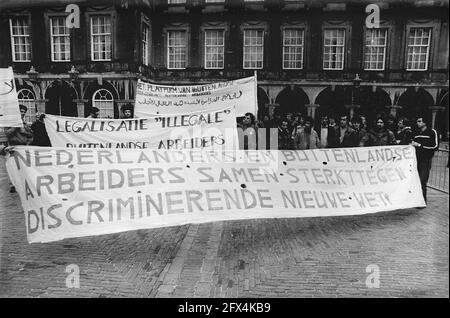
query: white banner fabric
134 76 257 117
44 107 238 150
0 67 23 128
6 145 425 243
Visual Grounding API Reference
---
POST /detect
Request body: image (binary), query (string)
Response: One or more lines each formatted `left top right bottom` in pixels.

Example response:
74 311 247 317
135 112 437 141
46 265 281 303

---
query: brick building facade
0 0 448 138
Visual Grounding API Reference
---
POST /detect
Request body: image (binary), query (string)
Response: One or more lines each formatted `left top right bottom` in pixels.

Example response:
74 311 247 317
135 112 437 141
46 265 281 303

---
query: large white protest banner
6 145 425 243
0 67 23 127
44 106 238 150
134 76 257 117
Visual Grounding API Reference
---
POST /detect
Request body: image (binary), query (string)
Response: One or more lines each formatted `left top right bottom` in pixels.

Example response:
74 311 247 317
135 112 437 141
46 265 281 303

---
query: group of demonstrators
237 111 420 150
0 73 434 244
238 111 439 203
0 99 438 205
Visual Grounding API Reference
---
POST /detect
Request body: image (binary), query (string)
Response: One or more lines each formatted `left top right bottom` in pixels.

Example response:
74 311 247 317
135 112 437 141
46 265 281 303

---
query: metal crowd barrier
428 146 449 194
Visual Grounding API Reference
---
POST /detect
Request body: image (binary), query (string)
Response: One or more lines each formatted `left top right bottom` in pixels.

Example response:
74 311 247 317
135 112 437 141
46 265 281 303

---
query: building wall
0 0 448 135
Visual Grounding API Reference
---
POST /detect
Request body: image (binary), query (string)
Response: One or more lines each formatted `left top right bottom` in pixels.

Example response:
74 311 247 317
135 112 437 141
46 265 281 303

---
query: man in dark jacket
31 113 51 146
351 116 368 147
362 116 396 146
317 115 339 148
336 115 358 148
278 119 294 150
411 116 439 204
396 117 413 145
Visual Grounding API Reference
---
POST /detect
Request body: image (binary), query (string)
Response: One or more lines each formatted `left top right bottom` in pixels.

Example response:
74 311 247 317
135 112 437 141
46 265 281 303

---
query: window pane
406 28 431 70
323 29 345 70
364 29 387 70
51 17 71 61
10 17 31 62
168 30 187 69
91 16 112 61
205 30 224 69
282 29 304 69
243 29 264 69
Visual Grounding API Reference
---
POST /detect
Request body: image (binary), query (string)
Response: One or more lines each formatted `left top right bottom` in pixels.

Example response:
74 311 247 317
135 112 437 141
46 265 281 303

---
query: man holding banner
2 104 33 193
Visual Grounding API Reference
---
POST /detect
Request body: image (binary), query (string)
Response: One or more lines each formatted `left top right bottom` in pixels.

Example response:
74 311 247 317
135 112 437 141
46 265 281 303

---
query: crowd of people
237 111 421 150
237 111 440 204
0 104 441 204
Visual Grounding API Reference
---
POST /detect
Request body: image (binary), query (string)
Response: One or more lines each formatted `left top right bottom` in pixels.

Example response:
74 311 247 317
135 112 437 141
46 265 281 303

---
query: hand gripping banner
6 145 425 243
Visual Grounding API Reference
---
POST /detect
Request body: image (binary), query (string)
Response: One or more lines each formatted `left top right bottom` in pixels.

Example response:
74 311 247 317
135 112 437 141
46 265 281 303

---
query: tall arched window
92 89 114 118
18 88 36 124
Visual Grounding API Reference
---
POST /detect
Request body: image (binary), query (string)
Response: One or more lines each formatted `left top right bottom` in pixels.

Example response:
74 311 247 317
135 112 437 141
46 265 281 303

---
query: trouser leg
417 159 432 203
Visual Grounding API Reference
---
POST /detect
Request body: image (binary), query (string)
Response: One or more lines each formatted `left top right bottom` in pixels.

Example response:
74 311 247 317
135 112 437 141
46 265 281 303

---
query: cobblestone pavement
0 157 448 298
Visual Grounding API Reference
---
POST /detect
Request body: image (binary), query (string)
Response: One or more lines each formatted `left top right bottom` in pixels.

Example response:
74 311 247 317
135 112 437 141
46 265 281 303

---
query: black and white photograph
0 0 448 301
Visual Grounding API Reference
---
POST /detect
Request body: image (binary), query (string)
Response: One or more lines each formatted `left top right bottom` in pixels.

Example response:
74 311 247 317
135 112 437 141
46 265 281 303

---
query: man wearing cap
120 103 133 119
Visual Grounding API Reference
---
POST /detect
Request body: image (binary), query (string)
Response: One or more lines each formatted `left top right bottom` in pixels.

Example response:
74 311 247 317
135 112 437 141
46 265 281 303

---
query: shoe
9 186 16 193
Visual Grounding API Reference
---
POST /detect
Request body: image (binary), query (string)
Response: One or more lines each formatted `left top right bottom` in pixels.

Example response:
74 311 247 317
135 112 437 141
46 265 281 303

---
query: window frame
9 16 32 63
168 0 186 4
363 28 388 71
49 16 71 62
89 14 113 62
17 88 36 124
322 28 346 71
204 29 225 70
405 27 432 71
242 28 265 70
141 21 151 66
92 88 115 119
166 29 188 70
282 28 305 70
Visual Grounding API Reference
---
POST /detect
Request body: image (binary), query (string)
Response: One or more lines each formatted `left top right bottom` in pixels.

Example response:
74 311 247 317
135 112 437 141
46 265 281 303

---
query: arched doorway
315 86 349 120
275 86 309 116
358 87 391 124
17 88 36 124
397 87 433 120
45 80 78 117
84 81 119 118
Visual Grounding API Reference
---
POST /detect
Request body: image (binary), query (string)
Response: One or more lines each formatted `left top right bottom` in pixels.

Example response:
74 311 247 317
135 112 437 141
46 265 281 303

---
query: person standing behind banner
396 117 413 145
86 107 100 118
2 104 33 193
293 116 320 150
120 103 133 119
336 115 358 148
411 116 439 205
317 115 339 148
351 116 368 147
31 113 51 146
362 116 396 146
238 112 257 149
278 119 294 150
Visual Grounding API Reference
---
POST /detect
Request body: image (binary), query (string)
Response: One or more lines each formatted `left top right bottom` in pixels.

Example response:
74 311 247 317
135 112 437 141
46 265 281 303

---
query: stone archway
83 80 120 118
397 87 433 120
44 80 78 117
275 85 309 116
358 87 392 124
314 86 349 120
